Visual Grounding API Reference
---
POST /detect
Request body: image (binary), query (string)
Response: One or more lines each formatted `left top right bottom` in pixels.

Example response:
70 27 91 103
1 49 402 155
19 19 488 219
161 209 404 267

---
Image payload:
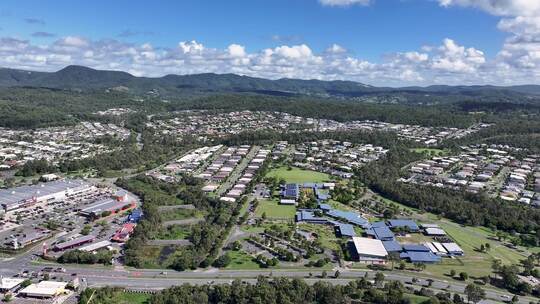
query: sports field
255 199 296 219
266 166 331 184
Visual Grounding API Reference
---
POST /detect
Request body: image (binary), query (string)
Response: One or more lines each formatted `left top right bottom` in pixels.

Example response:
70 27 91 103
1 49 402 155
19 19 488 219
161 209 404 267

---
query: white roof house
352 237 388 261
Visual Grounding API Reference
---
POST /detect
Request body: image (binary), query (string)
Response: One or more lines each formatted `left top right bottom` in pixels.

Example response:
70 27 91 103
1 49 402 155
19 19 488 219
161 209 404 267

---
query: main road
0 249 534 304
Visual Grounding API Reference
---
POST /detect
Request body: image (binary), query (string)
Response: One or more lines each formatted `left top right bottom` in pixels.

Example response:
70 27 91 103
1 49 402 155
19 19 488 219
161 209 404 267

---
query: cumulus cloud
431 38 485 73
326 44 348 54
439 0 540 76
0 34 513 86
227 44 246 58
319 0 370 7
438 0 540 17
178 40 204 54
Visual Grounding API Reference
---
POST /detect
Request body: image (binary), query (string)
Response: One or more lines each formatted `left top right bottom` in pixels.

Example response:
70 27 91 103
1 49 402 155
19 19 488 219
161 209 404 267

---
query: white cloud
319 0 370 7
227 44 246 57
431 38 485 73
0 34 536 86
273 44 313 59
326 44 347 54
178 40 204 54
439 0 540 75
438 0 540 17
58 36 89 48
403 51 429 63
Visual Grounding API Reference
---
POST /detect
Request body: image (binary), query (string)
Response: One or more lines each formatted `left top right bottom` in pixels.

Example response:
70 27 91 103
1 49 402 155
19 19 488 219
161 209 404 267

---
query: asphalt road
0 248 535 304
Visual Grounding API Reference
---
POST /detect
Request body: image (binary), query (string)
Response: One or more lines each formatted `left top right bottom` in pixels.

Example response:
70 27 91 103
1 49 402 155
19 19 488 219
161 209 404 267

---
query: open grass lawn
160 208 205 221
239 199 251 217
266 166 331 184
113 292 151 304
255 199 296 219
226 250 261 270
404 294 430 304
422 221 531 280
327 199 356 212
298 223 340 251
136 245 165 269
242 222 294 235
156 224 192 240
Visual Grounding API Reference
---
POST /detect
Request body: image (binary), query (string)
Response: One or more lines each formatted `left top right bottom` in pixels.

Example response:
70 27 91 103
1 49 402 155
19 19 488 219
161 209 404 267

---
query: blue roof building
281 184 299 200
327 209 370 228
402 244 430 252
388 219 420 232
366 226 395 241
335 223 356 237
371 221 388 228
382 240 402 252
400 251 441 263
295 211 328 224
318 203 332 212
127 209 143 223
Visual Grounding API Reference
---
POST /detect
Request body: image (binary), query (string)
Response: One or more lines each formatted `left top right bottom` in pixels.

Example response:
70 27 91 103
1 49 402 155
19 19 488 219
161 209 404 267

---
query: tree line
79 276 482 304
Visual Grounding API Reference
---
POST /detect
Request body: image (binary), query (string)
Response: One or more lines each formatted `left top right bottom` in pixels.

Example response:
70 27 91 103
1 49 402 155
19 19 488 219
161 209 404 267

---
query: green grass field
255 199 296 219
404 294 430 304
266 166 331 184
297 223 340 251
226 250 262 270
113 292 151 304
239 199 251 217
156 225 192 240
160 208 205 221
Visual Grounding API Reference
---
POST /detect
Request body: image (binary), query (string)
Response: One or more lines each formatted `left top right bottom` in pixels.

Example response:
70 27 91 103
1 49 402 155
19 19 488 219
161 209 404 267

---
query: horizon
2 64 540 88
0 0 539 86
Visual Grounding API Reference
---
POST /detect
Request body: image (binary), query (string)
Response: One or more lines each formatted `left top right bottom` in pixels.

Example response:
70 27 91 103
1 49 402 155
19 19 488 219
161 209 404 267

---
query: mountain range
1 65 540 100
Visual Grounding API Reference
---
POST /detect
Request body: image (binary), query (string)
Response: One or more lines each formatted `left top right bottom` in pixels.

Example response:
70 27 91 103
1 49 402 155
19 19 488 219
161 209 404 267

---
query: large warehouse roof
80 197 131 215
0 179 90 207
352 237 388 258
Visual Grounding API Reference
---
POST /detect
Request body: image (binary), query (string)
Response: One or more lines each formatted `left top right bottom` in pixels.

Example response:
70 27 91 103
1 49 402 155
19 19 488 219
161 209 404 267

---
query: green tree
464 283 485 304
374 272 385 287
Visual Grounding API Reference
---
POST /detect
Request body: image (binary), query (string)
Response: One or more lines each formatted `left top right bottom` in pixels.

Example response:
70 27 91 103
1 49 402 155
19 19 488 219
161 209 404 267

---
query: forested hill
1 65 540 102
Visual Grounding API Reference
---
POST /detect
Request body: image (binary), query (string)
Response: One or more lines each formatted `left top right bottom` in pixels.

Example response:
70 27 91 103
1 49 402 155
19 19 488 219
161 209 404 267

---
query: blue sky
0 0 539 86
1 0 504 59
